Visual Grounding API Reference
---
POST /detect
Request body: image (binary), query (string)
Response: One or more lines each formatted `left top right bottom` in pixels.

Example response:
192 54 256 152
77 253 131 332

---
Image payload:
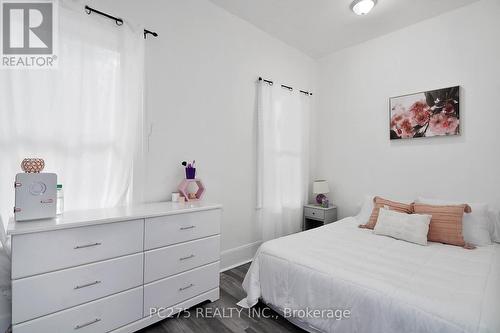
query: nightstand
303 204 338 231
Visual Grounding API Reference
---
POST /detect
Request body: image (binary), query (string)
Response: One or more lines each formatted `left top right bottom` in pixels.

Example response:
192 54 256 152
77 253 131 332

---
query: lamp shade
313 180 330 194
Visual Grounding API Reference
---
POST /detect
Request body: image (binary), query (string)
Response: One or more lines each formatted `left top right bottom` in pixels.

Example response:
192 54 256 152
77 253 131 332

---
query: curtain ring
84 7 91 15
116 19 123 26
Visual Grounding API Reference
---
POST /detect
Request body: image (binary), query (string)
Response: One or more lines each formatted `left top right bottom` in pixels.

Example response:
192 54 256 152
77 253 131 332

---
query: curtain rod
258 77 313 96
84 6 158 39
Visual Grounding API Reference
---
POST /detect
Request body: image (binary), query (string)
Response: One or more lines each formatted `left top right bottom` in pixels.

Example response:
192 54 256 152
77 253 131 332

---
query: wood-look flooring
138 262 306 333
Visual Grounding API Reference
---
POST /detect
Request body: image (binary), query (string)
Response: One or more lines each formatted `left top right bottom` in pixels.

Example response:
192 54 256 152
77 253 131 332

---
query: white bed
0 218 11 333
239 217 500 333
0 246 10 333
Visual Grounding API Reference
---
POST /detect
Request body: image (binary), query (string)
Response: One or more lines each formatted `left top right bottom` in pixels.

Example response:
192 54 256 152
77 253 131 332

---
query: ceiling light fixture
351 0 377 16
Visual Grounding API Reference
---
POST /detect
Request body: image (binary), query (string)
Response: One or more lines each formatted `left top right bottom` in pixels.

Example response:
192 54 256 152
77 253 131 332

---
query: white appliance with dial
14 173 57 221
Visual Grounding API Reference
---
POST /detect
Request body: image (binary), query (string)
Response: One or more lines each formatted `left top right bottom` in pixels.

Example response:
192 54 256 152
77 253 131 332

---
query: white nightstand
303 204 338 231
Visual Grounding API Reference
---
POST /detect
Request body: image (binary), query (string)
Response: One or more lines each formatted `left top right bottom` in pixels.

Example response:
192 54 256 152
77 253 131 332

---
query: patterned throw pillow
359 196 414 230
413 203 472 247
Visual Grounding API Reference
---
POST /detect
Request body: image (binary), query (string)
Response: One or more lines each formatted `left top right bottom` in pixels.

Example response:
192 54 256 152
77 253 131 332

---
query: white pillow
354 195 374 225
416 197 492 246
374 208 431 246
489 210 500 243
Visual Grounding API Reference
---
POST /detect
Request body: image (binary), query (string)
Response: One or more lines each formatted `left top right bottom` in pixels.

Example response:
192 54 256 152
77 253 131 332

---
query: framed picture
390 86 460 140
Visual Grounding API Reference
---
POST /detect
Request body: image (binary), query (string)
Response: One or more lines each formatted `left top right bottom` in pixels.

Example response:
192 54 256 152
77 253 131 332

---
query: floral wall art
390 86 460 140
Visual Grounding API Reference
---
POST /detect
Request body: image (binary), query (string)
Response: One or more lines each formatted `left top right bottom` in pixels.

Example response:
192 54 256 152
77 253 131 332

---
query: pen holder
185 167 196 179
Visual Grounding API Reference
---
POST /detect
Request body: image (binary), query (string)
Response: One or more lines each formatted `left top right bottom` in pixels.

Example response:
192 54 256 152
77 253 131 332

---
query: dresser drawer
304 207 325 220
12 253 143 324
11 219 144 279
145 235 220 283
144 262 219 315
145 210 221 250
13 287 143 333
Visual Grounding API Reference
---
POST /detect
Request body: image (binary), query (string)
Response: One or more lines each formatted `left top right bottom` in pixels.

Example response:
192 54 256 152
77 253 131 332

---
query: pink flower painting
390 86 460 140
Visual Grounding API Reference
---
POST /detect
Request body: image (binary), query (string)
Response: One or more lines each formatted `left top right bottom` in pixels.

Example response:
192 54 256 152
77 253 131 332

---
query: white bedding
0 247 10 333
239 217 500 333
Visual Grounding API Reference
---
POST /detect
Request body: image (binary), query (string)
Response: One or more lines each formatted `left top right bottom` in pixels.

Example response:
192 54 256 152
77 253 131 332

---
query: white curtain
0 0 145 230
257 80 311 241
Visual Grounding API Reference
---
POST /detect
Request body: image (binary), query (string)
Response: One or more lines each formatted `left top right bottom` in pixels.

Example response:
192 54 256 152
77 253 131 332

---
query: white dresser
7 202 222 333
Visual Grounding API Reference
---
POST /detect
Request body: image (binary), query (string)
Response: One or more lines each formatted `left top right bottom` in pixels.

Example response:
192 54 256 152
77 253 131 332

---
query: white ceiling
208 0 479 58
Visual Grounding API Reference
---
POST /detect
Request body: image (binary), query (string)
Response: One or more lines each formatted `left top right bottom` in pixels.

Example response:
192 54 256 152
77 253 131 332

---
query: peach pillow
413 203 472 247
360 196 414 230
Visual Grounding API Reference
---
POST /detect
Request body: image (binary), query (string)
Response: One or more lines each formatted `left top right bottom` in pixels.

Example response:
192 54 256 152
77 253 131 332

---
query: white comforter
239 217 500 333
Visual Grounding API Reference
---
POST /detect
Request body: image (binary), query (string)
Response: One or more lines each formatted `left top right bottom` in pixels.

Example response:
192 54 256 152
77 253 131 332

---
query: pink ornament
177 179 205 201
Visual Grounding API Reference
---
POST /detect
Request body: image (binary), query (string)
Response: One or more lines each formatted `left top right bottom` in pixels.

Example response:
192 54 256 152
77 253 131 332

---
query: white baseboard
220 240 262 272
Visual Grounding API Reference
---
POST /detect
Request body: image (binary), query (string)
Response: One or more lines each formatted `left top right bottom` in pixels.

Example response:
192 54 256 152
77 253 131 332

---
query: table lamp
313 180 330 205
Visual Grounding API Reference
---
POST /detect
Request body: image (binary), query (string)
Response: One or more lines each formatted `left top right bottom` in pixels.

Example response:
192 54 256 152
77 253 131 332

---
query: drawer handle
180 226 195 231
74 242 102 249
179 254 195 261
74 318 101 330
74 280 102 290
179 283 194 291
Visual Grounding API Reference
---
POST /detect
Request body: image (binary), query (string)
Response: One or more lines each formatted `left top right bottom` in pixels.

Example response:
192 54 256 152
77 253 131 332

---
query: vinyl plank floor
138 262 305 333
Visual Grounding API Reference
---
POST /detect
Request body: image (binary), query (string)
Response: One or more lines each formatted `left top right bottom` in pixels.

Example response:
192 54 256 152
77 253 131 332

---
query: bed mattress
239 217 500 333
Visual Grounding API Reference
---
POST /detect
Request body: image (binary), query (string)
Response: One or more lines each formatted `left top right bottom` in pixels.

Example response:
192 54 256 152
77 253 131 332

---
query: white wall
87 0 317 270
315 0 500 218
